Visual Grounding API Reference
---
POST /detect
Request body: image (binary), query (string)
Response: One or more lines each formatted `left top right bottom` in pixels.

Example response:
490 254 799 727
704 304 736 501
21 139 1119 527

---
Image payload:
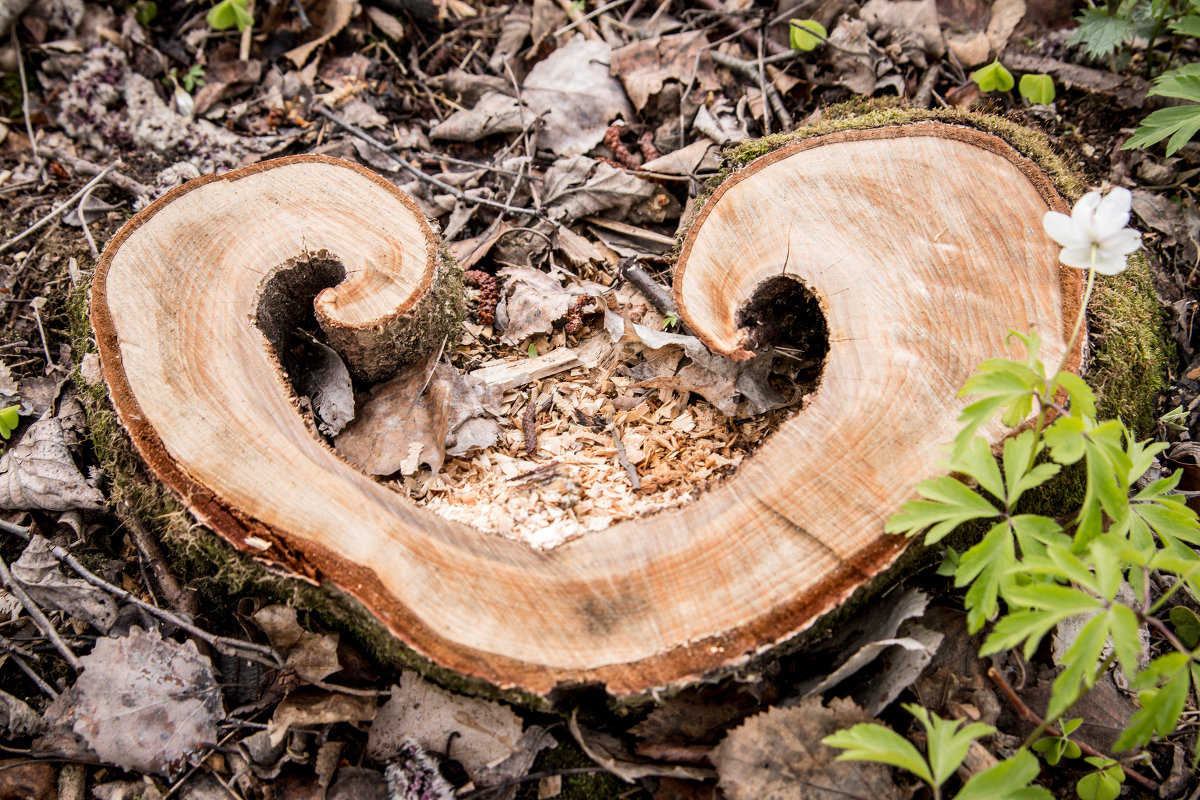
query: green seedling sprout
1019 73 1056 104
972 60 1015 92
788 19 826 51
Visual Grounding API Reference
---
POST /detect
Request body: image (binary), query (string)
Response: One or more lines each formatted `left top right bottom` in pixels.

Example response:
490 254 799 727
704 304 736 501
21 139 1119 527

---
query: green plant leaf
973 60 1015 92
134 0 157 26
1123 104 1200 157
905 704 995 787
950 435 1005 503
959 521 1017 633
1149 64 1200 104
1168 605 1200 648
883 476 1000 544
1170 14 1200 35
1076 770 1122 800
789 19 826 50
822 723 934 786
955 750 1052 800
1114 653 1192 751
0 405 19 440
207 0 253 31
1068 7 1135 60
1018 73 1056 104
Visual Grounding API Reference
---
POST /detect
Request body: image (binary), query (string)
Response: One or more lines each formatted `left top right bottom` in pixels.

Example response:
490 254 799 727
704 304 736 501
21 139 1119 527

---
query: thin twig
0 162 120 254
314 106 550 222
914 63 942 110
0 552 81 672
46 150 151 198
711 51 790 132
7 651 57 698
123 505 199 617
12 30 41 181
987 667 1158 793
1 522 283 668
75 184 100 259
554 0 631 36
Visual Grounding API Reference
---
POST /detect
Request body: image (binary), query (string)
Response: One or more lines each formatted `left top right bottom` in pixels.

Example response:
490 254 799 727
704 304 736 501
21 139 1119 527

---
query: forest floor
0 0 1198 797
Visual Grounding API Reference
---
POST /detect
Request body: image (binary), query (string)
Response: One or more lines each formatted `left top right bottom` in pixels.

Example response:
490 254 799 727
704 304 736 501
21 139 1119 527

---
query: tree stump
92 125 1083 698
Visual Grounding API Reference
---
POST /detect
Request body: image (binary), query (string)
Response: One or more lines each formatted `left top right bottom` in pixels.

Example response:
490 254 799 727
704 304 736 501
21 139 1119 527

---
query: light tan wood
92 132 1081 697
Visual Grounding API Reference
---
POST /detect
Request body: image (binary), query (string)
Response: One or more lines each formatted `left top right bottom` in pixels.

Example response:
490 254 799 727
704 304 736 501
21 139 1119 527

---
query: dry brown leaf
829 18 880 96
712 699 899 800
0 688 44 738
40 627 223 775
568 712 714 784
251 605 342 684
986 0 1026 54
11 535 118 632
496 266 576 343
365 6 406 40
0 760 54 800
269 691 378 747
640 140 719 176
474 726 558 800
0 418 104 512
543 156 656 223
430 38 632 156
284 0 357 66
334 355 449 476
860 0 944 57
367 671 524 777
609 32 721 111
289 337 354 436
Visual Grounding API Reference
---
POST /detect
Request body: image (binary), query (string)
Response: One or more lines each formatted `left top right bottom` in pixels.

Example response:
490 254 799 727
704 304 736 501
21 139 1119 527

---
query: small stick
123 505 199 617
314 106 550 222
987 667 1158 793
0 552 81 672
12 29 42 180
611 424 640 490
238 0 254 61
1 521 283 667
0 162 120 254
6 650 58 698
554 0 601 40
712 51 790 133
46 150 152 198
29 298 54 371
694 0 788 55
75 184 100 259
616 257 694 335
914 63 942 110
554 0 631 37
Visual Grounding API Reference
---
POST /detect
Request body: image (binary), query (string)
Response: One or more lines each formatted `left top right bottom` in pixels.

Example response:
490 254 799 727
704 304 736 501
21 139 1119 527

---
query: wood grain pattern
92 129 1082 697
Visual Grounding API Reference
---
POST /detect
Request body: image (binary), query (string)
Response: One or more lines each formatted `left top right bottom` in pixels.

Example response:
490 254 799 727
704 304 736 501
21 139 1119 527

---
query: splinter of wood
93 128 1083 698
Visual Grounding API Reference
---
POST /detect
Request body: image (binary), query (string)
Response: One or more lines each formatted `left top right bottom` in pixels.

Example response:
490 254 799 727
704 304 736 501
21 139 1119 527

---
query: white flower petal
1043 212 1086 248
1058 245 1095 270
1071 191 1102 239
1099 227 1142 256
1093 187 1132 237
1093 251 1130 275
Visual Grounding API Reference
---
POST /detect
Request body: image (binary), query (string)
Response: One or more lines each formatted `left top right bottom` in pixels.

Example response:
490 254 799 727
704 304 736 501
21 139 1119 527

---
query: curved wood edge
674 122 1086 376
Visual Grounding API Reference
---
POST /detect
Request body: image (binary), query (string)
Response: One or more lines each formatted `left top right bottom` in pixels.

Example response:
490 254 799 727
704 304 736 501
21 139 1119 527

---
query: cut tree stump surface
92 125 1082 696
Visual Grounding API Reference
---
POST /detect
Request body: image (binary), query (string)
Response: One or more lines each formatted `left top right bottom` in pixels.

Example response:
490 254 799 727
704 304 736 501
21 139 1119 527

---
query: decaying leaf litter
0 0 1197 796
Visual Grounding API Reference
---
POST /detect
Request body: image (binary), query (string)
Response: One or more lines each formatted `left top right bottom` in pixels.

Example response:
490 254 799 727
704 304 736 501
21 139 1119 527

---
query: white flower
1042 187 1142 275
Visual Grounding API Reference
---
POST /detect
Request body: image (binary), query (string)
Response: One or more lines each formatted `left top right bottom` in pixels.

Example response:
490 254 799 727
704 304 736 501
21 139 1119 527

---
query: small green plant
0 405 19 439
164 65 206 94
1018 73 1057 104
1076 756 1125 800
1031 718 1082 765
133 0 157 26
526 342 538 358
826 187 1200 793
823 704 1051 799
662 310 680 330
206 0 253 32
972 60 1015 93
788 19 826 51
